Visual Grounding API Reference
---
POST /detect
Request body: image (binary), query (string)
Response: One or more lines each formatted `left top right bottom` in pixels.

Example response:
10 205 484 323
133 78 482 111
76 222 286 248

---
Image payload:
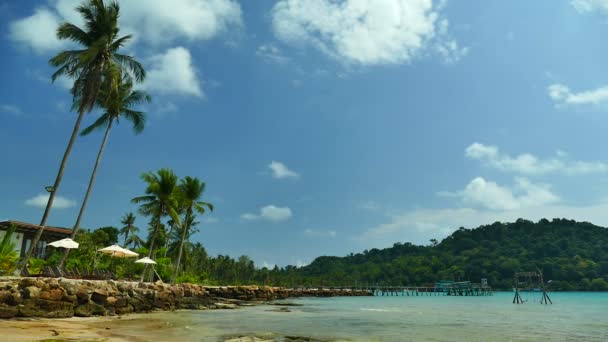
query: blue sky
4 0 608 267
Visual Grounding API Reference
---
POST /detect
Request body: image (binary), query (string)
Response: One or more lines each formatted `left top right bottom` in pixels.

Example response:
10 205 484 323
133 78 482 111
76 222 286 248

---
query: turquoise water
107 292 608 341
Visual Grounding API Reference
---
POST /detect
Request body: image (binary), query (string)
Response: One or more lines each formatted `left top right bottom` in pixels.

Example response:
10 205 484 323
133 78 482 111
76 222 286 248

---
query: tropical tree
132 169 180 281
120 212 137 246
171 177 213 283
125 234 145 249
58 70 150 267
120 212 139 247
22 0 145 272
0 224 19 275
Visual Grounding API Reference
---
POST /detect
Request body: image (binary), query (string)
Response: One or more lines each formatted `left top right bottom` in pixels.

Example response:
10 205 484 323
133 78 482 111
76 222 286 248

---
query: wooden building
0 220 72 258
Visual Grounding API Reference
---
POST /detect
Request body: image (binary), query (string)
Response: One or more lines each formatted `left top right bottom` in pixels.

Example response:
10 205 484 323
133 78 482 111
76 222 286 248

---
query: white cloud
155 102 180 117
119 0 242 45
548 83 608 106
304 229 337 238
268 161 300 179
9 7 67 53
571 0 608 15
256 44 290 64
25 194 76 209
241 205 293 222
466 142 608 175
460 177 559 211
145 47 203 97
271 0 466 65
10 0 242 51
358 200 608 248
1 104 23 116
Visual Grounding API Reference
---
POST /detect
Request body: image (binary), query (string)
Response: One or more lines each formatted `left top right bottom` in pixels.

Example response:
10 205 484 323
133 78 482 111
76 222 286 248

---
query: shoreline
0 276 372 320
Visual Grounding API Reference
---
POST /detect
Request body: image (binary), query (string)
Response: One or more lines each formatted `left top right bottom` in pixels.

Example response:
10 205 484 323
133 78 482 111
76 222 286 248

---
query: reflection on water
99 292 608 341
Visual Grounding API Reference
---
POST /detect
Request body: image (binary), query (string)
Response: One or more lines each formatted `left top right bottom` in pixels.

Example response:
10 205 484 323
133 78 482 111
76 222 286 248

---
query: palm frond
80 113 112 136
56 23 90 45
112 53 146 82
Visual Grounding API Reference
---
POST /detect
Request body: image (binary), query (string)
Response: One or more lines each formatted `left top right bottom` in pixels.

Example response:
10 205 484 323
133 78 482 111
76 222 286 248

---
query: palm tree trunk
141 210 162 282
20 108 87 273
59 119 114 268
171 210 191 283
123 230 130 248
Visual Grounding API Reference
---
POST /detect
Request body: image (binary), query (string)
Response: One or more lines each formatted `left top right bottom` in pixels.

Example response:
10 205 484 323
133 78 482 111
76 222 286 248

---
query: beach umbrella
135 257 156 264
97 245 139 258
48 238 79 249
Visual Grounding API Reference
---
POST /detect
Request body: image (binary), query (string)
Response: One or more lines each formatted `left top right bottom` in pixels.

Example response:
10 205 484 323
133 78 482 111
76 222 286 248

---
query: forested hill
274 219 608 290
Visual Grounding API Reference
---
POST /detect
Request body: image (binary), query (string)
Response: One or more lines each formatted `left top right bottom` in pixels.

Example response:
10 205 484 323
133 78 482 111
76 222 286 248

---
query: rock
106 296 118 307
39 288 65 301
214 302 238 309
0 290 13 304
22 286 41 299
18 299 73 318
74 302 106 317
91 289 108 304
115 304 134 315
0 305 18 318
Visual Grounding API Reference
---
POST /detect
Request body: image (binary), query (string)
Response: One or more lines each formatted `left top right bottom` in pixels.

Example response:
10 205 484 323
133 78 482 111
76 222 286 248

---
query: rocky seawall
0 277 371 319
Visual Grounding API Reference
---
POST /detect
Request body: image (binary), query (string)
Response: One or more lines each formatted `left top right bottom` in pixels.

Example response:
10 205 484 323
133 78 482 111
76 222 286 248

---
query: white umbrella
48 238 79 249
98 245 139 258
135 257 156 264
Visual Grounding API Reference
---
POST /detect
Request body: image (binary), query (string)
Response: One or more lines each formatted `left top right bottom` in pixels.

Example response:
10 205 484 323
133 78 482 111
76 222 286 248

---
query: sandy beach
0 314 172 342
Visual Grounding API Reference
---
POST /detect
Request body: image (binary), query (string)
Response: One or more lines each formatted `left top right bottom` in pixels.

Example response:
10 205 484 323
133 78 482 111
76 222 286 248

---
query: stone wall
0 277 372 319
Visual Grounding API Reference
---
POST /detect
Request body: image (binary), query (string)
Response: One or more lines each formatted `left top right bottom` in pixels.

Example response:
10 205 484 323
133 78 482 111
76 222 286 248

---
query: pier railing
288 285 494 297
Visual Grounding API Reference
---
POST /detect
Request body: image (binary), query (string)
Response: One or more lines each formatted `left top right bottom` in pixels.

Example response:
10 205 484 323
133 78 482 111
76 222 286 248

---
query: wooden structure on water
370 280 493 297
513 271 552 304
323 279 493 297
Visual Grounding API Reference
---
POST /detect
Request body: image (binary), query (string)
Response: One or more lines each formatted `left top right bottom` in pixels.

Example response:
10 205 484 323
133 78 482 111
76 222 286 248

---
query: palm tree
125 234 145 249
132 169 180 281
22 0 145 272
171 177 213 283
58 70 150 267
120 212 139 247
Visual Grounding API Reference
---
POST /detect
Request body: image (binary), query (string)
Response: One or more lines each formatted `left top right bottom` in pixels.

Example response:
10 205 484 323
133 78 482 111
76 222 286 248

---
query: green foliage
264 219 608 290
28 258 46 274
0 224 19 275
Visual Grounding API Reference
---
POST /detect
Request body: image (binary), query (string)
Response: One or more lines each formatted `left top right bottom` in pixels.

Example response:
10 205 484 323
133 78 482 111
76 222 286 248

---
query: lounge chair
41 266 56 277
51 265 64 277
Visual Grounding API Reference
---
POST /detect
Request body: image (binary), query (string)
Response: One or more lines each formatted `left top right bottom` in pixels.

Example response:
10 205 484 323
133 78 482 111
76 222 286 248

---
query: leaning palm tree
171 177 213 283
120 212 139 247
22 0 145 272
58 70 150 267
132 169 180 281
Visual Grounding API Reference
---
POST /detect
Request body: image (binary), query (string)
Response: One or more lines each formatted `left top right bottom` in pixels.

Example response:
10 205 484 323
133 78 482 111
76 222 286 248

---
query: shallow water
103 292 608 341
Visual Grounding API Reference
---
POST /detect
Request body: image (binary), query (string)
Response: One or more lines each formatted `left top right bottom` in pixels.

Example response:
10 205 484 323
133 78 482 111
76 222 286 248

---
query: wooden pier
322 281 493 297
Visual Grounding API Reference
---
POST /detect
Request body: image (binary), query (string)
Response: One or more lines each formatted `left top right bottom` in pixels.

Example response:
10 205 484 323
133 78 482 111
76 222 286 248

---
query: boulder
22 286 41 299
91 289 108 304
74 302 106 317
39 288 65 301
18 299 73 318
0 305 18 318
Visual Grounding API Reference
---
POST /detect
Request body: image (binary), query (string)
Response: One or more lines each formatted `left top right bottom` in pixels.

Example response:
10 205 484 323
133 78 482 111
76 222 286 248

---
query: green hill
272 218 608 290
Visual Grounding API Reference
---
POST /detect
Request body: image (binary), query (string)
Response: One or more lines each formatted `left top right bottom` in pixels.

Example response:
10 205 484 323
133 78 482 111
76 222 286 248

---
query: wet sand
0 313 173 342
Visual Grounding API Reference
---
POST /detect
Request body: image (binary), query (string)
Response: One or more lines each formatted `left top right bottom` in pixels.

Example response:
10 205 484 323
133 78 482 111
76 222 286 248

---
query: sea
99 292 608 341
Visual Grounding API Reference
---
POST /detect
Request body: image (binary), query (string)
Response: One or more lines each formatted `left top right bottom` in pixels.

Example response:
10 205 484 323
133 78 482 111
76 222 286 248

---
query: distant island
268 218 608 291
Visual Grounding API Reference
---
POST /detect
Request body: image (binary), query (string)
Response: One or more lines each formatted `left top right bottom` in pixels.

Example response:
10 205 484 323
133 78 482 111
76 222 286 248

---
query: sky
4 0 608 267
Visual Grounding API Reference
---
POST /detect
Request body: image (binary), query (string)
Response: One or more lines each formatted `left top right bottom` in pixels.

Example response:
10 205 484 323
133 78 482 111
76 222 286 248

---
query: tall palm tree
171 177 213 283
58 70 150 267
120 212 139 247
132 169 180 281
22 0 145 272
125 234 145 249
